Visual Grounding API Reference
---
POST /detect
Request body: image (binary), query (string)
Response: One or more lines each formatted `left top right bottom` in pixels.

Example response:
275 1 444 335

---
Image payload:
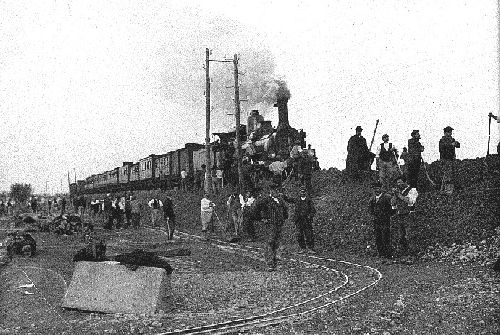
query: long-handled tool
213 208 223 233
392 150 403 176
369 119 380 151
487 113 492 156
165 217 171 239
421 157 436 188
367 120 379 171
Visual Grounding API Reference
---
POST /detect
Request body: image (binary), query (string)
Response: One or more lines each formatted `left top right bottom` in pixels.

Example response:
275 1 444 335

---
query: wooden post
233 54 243 191
205 48 212 194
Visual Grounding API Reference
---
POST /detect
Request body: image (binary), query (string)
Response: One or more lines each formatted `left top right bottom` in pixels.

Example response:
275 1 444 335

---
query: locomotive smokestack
273 80 291 130
276 97 289 129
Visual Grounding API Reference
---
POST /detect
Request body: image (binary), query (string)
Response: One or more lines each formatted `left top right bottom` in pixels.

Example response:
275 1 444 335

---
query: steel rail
154 229 382 335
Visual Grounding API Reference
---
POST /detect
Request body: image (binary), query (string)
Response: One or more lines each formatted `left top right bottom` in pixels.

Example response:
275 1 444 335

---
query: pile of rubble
421 227 500 267
307 156 499 267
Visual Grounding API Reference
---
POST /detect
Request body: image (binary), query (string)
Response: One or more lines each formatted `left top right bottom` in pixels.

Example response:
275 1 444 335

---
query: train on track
71 92 316 196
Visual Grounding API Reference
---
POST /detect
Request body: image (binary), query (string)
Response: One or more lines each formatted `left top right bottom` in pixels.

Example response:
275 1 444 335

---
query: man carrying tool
488 112 500 156
407 130 425 189
439 126 461 193
376 134 399 192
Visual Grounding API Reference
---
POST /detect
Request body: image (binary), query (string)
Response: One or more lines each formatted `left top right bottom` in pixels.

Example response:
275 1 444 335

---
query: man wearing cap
368 181 395 259
283 187 316 254
407 130 425 188
255 184 289 271
346 126 371 180
376 134 399 191
439 126 460 193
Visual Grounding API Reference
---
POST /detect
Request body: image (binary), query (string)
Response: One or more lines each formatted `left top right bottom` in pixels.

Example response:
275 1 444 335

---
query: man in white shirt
180 170 188 191
148 198 163 227
239 191 256 241
391 177 418 255
200 194 215 236
376 134 399 192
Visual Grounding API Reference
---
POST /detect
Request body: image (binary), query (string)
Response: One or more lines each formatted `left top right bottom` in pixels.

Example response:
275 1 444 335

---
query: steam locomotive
71 94 312 195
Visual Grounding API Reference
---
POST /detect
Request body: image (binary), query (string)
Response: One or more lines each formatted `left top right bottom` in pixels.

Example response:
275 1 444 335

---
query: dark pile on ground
309 156 500 263
169 156 499 268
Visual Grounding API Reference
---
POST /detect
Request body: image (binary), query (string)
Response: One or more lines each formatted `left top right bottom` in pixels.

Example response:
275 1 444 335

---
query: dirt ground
0 208 499 334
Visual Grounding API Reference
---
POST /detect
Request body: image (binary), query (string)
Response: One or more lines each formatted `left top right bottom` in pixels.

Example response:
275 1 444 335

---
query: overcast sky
0 0 498 193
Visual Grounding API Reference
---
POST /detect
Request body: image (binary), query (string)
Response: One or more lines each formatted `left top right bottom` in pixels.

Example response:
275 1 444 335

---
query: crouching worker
368 181 395 259
283 187 316 254
255 183 289 272
391 177 418 255
200 194 215 237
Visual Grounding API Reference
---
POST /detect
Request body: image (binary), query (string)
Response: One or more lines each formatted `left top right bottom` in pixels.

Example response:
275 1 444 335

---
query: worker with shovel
488 112 500 156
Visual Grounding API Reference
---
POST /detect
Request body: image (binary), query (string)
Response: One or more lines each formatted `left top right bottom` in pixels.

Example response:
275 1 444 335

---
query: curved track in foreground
156 229 383 335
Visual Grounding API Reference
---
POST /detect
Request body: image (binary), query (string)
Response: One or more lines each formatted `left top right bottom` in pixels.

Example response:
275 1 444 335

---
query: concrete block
62 261 172 314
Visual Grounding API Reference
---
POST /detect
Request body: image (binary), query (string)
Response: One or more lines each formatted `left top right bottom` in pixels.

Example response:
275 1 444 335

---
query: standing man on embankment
439 126 460 193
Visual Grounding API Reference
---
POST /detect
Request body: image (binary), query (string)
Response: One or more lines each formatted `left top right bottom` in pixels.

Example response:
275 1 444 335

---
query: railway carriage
119 162 133 185
74 90 313 196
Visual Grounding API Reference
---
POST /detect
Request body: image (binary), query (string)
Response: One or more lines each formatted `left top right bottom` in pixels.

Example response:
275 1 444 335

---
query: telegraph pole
233 54 243 190
205 48 212 194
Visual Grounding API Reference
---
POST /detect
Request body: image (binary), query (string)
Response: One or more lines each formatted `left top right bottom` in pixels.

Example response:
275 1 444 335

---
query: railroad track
153 229 382 335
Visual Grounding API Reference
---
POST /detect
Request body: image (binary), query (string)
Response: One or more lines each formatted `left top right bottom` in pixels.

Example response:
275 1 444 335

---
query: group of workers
200 183 316 272
87 193 176 240
0 196 67 217
347 125 462 193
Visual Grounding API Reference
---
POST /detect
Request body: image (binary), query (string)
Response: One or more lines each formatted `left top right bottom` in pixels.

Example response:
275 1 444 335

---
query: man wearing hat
407 130 425 188
346 126 371 180
283 187 317 254
439 126 460 193
376 134 399 191
368 181 395 259
255 183 289 271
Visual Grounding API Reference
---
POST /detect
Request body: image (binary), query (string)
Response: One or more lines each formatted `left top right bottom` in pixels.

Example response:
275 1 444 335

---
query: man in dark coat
255 184 289 271
346 126 372 179
103 195 113 230
283 187 316 254
407 130 425 188
439 126 461 193
368 182 395 259
162 195 176 240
